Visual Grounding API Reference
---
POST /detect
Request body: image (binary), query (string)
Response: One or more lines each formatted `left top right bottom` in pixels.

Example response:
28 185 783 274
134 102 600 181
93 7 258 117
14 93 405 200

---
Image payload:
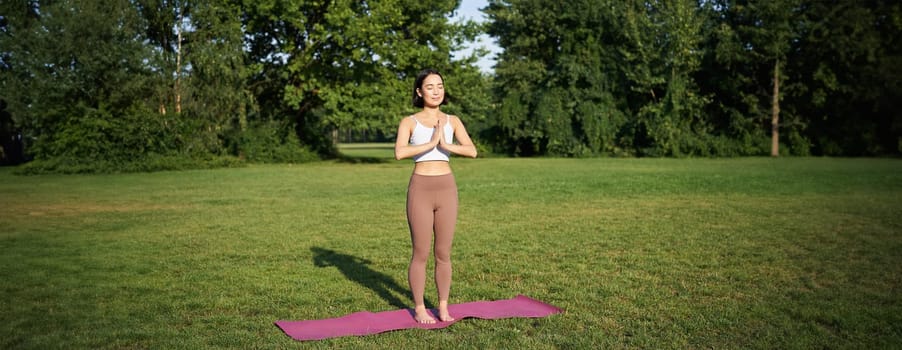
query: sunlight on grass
2 158 901 348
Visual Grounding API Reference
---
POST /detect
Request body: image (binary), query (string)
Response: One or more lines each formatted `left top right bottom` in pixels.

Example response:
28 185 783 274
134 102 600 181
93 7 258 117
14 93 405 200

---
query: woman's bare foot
414 306 436 324
437 301 455 322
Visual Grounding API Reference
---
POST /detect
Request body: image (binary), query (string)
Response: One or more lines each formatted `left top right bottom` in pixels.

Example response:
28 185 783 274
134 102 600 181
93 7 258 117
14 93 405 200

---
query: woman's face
418 74 445 108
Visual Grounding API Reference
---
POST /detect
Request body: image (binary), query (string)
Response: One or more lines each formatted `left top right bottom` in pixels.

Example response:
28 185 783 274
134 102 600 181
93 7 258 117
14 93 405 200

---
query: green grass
2 155 901 349
338 142 395 160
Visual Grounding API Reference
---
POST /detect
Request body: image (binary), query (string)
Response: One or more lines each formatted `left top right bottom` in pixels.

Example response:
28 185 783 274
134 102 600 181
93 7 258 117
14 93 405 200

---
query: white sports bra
409 115 454 162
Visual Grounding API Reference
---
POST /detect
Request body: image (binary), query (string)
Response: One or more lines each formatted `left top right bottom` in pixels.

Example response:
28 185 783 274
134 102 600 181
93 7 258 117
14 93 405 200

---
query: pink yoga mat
274 295 563 341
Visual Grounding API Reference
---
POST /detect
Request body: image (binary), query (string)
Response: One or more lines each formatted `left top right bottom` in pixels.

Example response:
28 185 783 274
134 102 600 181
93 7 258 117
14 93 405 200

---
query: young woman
394 69 477 324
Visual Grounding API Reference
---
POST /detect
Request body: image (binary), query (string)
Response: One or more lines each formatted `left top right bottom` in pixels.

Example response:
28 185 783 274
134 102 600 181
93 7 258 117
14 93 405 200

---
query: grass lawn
338 142 396 160
2 149 901 348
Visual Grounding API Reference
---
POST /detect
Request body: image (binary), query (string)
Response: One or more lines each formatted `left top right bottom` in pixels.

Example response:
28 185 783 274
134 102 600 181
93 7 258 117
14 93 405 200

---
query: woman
394 69 477 324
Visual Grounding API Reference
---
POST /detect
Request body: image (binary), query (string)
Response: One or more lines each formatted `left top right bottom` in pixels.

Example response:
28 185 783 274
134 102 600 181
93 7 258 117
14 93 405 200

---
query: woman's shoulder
398 115 417 127
447 114 465 126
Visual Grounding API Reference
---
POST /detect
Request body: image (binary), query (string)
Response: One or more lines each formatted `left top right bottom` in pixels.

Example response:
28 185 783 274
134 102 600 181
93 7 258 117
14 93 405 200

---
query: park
2 1 901 348
3 152 901 348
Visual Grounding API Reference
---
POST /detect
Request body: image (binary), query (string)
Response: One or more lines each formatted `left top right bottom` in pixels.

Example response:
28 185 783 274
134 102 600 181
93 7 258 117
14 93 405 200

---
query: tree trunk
175 10 183 114
771 59 780 157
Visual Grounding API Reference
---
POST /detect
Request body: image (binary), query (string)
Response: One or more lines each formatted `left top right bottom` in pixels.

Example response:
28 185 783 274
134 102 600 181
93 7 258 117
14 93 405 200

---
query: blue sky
450 0 501 74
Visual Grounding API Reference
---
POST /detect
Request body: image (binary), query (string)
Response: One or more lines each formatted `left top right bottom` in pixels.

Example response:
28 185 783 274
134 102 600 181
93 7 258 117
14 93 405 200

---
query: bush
233 120 320 164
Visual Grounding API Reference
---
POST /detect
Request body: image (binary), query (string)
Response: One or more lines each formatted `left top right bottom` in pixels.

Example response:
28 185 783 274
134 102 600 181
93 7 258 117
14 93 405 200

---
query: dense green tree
697 0 902 156
486 0 901 157
712 0 803 156
1 0 486 171
0 0 161 166
696 1 771 155
0 0 256 172
177 1 251 154
486 0 710 156
135 0 251 157
620 0 710 156
3 0 900 172
788 0 902 155
239 0 485 156
485 0 629 156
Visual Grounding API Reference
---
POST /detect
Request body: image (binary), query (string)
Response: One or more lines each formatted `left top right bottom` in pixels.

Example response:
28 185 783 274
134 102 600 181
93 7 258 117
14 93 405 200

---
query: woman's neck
420 106 442 119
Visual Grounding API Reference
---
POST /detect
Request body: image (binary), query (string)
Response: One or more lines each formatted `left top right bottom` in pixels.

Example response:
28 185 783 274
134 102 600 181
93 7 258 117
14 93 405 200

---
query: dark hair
412 68 449 108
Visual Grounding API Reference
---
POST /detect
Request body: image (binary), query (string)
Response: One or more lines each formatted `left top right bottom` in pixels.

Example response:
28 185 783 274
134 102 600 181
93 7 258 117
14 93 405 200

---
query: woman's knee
411 248 431 263
434 250 452 265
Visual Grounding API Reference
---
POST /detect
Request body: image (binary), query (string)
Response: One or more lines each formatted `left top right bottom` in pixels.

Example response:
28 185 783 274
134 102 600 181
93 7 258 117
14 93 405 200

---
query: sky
450 0 501 74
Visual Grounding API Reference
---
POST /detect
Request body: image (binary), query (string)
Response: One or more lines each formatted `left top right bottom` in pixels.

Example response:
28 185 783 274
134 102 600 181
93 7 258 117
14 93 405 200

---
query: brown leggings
406 173 458 308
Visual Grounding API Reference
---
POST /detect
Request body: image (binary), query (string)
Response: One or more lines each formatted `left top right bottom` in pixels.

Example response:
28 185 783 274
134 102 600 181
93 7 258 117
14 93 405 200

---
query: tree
0 0 487 172
240 0 485 156
135 0 251 156
0 0 161 166
486 0 709 156
620 0 710 156
702 0 803 157
0 0 257 172
788 0 902 155
486 0 628 156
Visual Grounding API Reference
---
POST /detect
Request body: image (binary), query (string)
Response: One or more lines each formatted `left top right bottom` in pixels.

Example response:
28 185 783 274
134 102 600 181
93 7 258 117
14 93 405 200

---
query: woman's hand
431 118 445 146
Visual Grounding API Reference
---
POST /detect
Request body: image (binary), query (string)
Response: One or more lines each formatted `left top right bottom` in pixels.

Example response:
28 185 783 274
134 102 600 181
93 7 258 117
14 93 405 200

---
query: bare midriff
413 161 452 176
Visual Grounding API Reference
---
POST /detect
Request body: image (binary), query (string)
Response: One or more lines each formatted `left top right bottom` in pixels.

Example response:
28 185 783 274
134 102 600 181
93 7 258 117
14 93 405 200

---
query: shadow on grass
311 247 418 309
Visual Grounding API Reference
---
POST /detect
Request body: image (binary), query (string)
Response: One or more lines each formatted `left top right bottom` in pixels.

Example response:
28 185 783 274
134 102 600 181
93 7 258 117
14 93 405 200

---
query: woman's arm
440 116 478 158
394 117 441 160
